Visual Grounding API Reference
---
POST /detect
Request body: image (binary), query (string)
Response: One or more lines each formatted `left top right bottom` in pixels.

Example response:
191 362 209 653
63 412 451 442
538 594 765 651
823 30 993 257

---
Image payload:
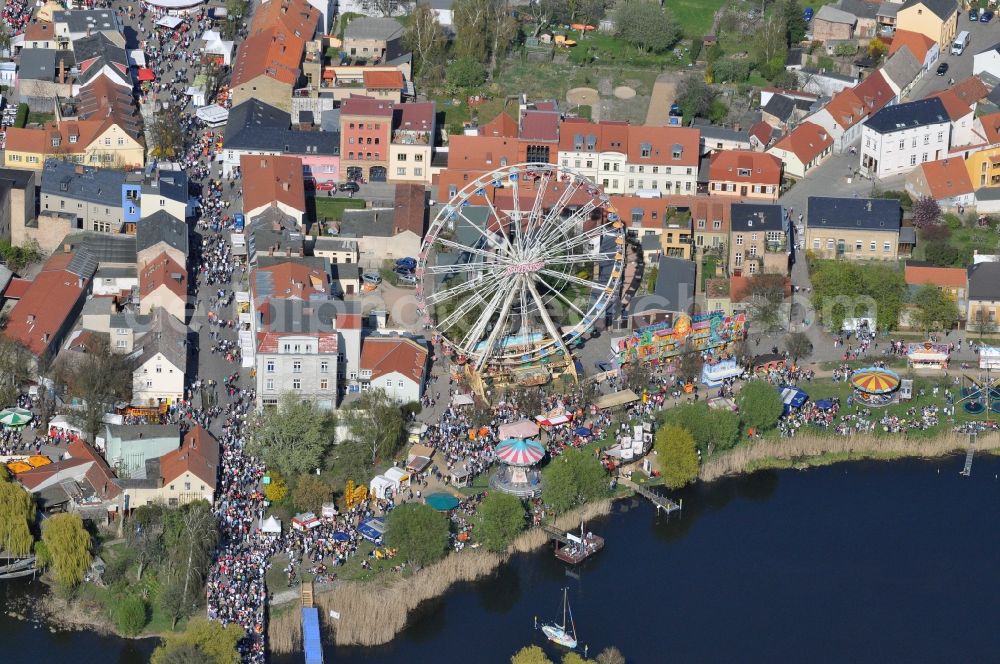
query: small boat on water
540 587 579 649
553 519 604 565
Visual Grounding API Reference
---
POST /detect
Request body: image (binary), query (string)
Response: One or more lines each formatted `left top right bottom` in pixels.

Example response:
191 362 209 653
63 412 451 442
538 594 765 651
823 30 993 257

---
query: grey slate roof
968 262 1000 300
344 17 404 42
95 266 137 279
224 99 340 155
133 308 187 370
143 167 188 205
71 32 128 85
694 120 750 143
836 0 880 19
900 0 958 21
798 67 856 83
898 226 916 244
975 186 1000 201
815 5 857 23
61 232 136 278
731 203 785 232
338 207 398 238
763 94 797 122
54 9 122 35
137 210 189 257
0 167 34 188
881 46 921 90
807 196 901 231
18 49 62 81
877 1 900 17
864 97 948 134
41 159 125 207
630 256 696 316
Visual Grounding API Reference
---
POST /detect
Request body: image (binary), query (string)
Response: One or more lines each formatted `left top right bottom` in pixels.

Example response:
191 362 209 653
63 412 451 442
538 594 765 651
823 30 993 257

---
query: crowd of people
2 0 32 36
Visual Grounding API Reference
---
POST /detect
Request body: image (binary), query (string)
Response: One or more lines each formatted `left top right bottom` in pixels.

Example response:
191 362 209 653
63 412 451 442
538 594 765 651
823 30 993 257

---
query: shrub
113 595 148 636
713 58 751 83
446 57 487 89
14 103 28 128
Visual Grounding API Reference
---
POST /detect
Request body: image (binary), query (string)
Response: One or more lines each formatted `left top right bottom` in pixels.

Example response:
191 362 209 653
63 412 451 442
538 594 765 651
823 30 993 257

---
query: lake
4 455 1000 663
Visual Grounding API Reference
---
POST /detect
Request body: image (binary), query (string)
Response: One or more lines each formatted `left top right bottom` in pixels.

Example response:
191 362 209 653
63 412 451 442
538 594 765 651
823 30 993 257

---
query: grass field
311 197 365 223
670 0 728 36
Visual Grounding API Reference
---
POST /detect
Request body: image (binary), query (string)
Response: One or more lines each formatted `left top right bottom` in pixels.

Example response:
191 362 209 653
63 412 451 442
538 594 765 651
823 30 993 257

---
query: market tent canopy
196 104 229 125
779 385 808 410
358 517 385 541
451 393 475 407
536 413 573 427
815 399 835 410
495 438 545 466
0 408 32 427
49 414 83 435
369 475 395 499
136 67 155 82
594 389 640 410
156 15 184 29
851 367 900 394
261 516 282 534
497 419 539 440
406 455 431 473
384 467 408 485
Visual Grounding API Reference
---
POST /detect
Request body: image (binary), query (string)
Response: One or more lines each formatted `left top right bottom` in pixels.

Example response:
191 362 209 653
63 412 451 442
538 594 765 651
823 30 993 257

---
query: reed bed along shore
268 499 612 653
699 431 1000 482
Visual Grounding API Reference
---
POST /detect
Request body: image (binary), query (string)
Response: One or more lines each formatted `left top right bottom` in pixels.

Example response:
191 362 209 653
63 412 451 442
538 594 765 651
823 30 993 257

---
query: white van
952 31 971 55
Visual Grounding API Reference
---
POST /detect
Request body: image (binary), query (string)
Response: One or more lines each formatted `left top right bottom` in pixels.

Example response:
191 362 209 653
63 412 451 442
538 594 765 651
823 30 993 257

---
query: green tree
341 388 406 466
447 56 488 89
476 492 526 551
113 595 149 636
752 14 787 71
452 0 519 75
542 448 609 513
385 503 450 566
595 646 626 664
809 261 906 332
675 76 716 120
0 480 35 557
126 503 165 581
713 58 751 83
38 512 92 588
910 284 960 336
149 110 186 160
782 0 807 45
614 1 682 53
746 273 786 335
563 654 590 664
54 335 134 446
161 501 218 627
923 241 963 267
654 424 699 489
784 331 812 363
293 474 332 513
737 382 784 433
0 335 31 409
661 401 739 454
405 3 447 82
151 617 244 664
247 393 335 477
511 645 554 664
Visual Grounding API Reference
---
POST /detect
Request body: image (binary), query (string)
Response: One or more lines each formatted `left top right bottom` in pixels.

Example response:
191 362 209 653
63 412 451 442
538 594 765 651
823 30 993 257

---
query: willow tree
38 512 92 588
0 480 35 557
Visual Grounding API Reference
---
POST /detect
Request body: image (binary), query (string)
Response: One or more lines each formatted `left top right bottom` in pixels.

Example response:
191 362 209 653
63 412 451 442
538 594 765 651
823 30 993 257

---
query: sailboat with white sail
540 587 578 649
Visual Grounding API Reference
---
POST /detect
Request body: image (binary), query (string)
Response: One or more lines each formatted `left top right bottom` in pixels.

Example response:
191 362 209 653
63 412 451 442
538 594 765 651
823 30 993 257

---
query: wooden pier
961 434 975 477
620 478 682 514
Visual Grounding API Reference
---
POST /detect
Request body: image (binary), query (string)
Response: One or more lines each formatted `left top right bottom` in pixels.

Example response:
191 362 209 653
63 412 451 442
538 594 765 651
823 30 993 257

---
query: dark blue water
4 457 1000 663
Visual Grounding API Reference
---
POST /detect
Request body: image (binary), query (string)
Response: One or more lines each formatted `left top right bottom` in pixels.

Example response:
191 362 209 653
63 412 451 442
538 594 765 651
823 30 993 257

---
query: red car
316 181 336 191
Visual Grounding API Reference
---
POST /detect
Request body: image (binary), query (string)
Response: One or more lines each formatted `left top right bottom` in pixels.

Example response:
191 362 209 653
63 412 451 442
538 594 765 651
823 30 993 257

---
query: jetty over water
301 581 324 664
961 433 976 477
620 478 682 514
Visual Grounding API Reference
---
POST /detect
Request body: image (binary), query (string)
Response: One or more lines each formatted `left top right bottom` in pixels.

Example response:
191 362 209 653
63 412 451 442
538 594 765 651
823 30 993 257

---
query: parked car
339 181 360 193
803 6 813 21
397 274 417 285
316 181 336 191
362 272 382 285
936 62 949 76
395 257 417 270
982 10 994 22
970 8 979 20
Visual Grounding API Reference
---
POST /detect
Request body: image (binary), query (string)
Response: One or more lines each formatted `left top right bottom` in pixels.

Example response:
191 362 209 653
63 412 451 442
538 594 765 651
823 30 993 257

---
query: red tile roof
771 121 833 164
626 125 700 165
852 71 894 115
231 26 306 87
253 260 330 302
749 121 775 147
948 76 989 106
445 134 518 171
394 101 435 133
918 158 973 200
341 95 395 117
519 110 560 142
360 336 428 383
363 69 404 90
905 264 967 288
889 29 935 62
557 119 630 153
240 154 307 214
3 253 89 356
3 278 32 300
708 150 782 184
393 184 426 236
663 195 732 234
140 252 187 300
823 88 866 130
979 113 1000 145
158 425 219 489
256 331 338 353
926 88 972 121
480 112 519 138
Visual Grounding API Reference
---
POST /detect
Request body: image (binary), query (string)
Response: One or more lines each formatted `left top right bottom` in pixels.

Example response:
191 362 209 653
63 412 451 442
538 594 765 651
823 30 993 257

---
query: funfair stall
980 347 1000 370
906 342 950 370
701 358 743 387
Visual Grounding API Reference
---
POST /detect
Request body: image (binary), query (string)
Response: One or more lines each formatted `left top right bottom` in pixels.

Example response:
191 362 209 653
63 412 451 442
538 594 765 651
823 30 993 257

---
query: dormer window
69 134 78 144
51 137 61 147
672 144 683 159
573 133 583 150
640 143 651 158
737 168 751 177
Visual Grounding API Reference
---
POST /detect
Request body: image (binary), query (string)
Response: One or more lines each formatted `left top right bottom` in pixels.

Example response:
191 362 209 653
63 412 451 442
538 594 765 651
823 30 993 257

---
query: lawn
565 31 685 68
311 197 365 223
910 223 999 263
26 111 54 126
669 0 728 37
701 256 717 290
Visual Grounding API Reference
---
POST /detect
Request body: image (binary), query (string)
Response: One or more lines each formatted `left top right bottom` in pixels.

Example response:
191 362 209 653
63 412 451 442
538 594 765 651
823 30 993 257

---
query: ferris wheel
415 163 626 372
